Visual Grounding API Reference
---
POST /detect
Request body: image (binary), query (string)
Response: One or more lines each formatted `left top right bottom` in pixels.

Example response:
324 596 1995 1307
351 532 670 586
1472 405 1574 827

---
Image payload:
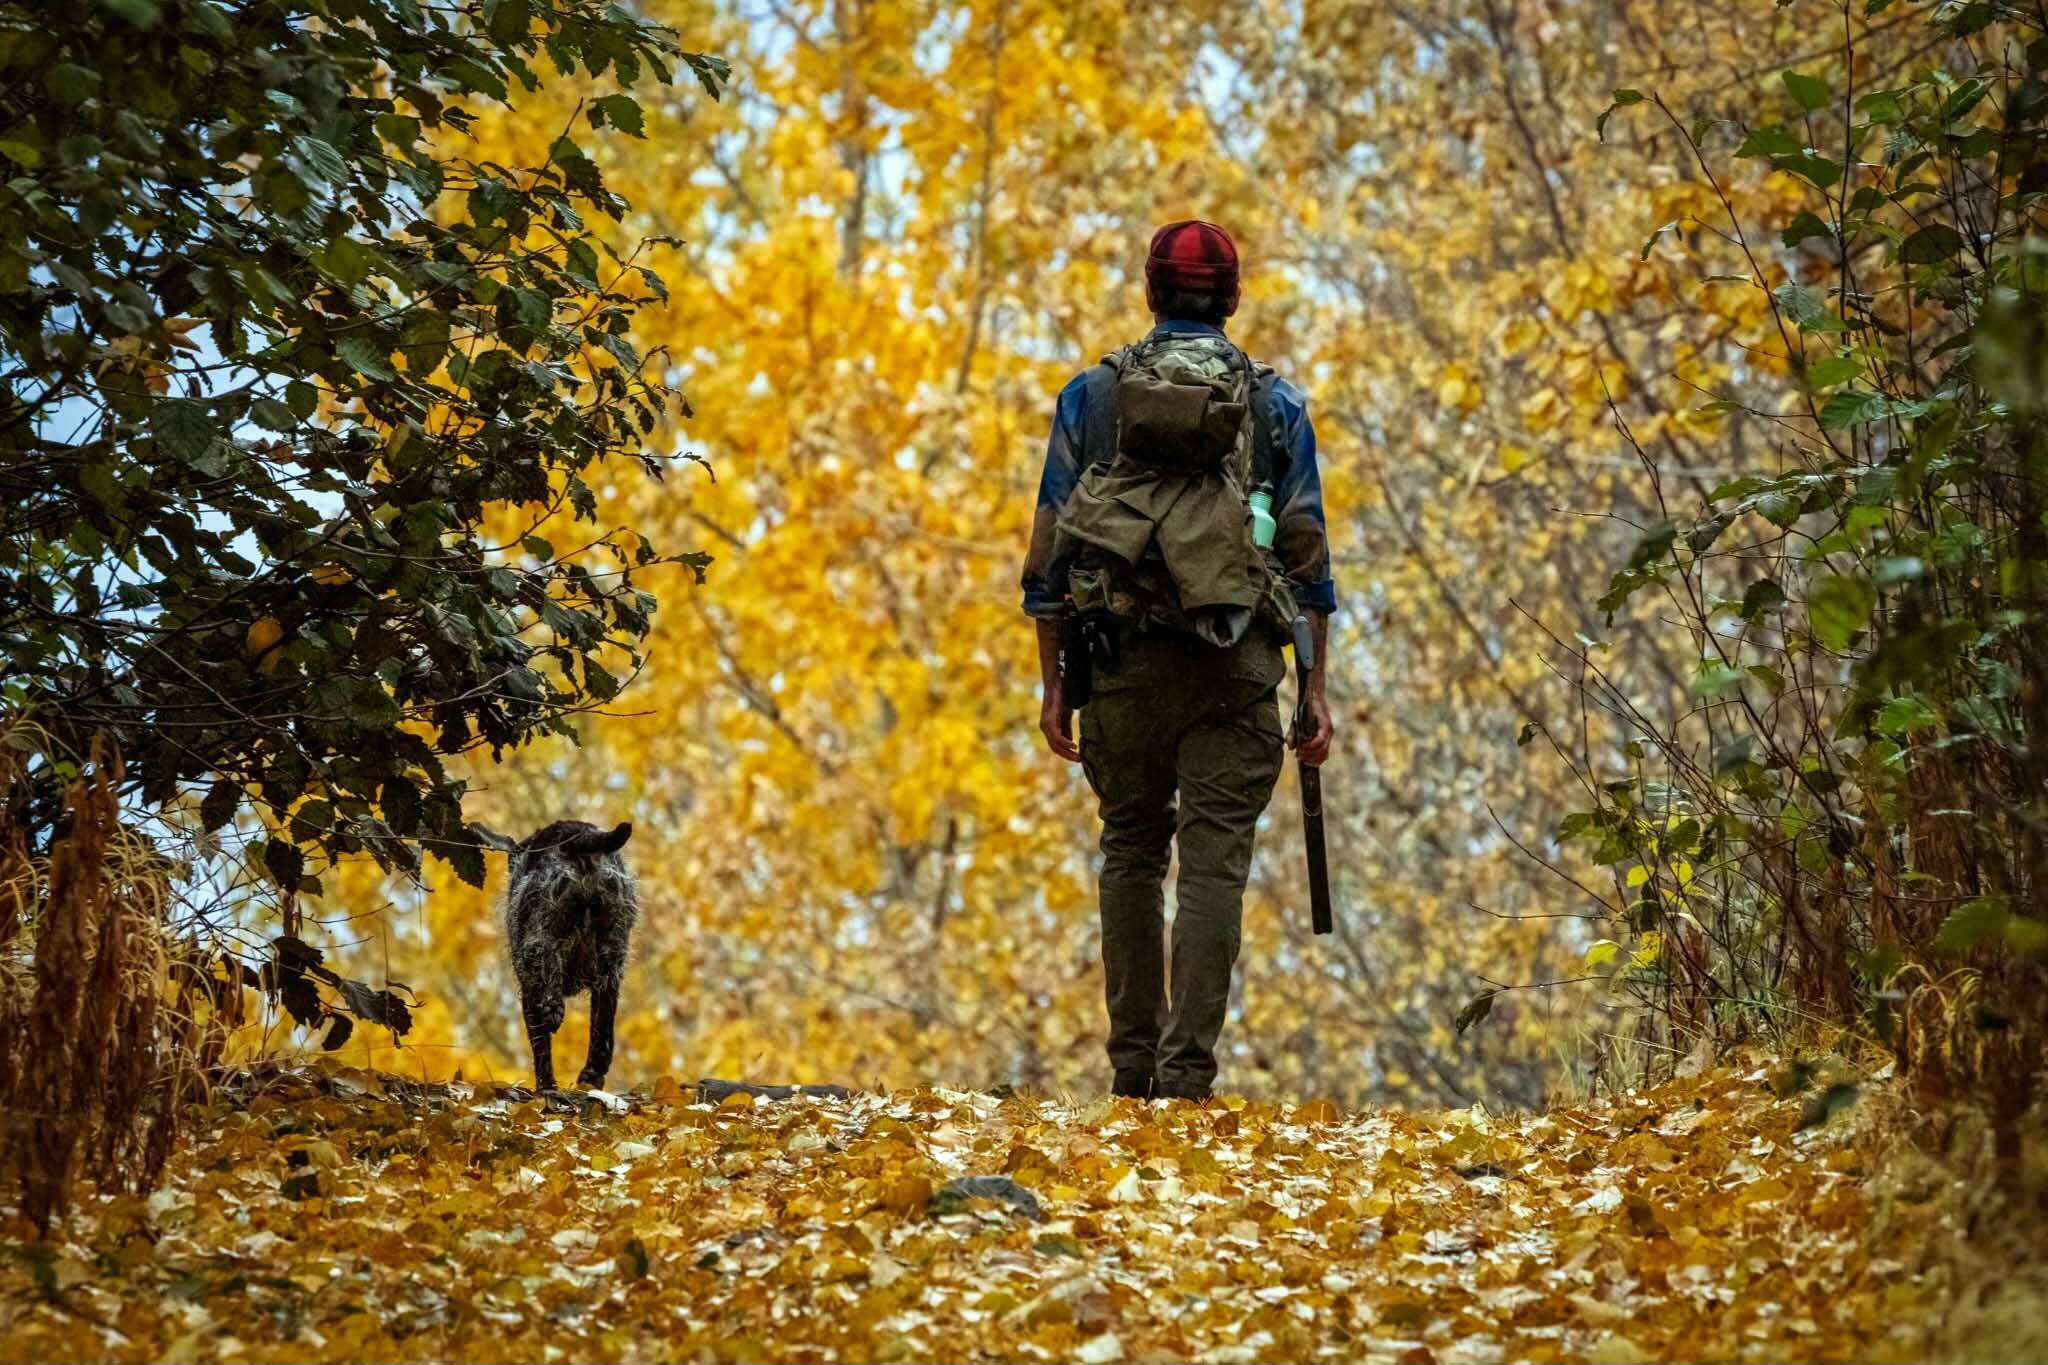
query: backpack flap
1116 370 1245 473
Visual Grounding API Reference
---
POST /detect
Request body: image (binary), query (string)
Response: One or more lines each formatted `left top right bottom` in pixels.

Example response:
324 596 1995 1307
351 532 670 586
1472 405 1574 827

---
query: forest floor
0 1059 2042 1363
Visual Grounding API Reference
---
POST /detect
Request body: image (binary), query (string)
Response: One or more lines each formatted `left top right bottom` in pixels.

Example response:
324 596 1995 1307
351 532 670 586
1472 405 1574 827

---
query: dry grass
0 724 224 1232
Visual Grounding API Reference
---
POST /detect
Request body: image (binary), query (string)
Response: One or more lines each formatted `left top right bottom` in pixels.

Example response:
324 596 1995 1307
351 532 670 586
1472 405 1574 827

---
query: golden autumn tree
312 0 1923 1104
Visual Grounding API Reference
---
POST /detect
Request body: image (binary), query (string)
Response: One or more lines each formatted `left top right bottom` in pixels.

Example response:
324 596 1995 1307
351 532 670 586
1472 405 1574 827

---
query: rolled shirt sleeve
1019 372 1089 619
1267 377 1336 615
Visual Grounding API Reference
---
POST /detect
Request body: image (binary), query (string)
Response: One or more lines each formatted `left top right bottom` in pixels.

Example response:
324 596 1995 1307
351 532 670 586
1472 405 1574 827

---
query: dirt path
0 1063 2023 1361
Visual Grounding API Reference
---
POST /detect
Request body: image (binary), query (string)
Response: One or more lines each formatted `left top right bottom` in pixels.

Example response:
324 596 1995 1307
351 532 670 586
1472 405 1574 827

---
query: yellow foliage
287 0 1915 1109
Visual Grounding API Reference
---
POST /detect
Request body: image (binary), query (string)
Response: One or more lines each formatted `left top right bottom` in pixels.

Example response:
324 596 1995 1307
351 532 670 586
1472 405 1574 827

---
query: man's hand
1040 684 1080 762
1289 691 1333 767
1288 610 1335 767
1034 617 1080 762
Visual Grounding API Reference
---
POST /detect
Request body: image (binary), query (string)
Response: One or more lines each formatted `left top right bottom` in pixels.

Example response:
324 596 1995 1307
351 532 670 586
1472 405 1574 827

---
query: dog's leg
521 982 564 1092
576 978 619 1090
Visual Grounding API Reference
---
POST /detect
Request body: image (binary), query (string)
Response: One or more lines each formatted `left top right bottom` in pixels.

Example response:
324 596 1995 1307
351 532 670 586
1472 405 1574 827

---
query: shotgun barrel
1289 615 1335 937
1301 764 1333 935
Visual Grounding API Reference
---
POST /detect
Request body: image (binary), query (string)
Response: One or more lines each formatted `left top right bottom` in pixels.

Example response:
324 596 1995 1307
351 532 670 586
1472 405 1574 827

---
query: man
1020 220 1335 1101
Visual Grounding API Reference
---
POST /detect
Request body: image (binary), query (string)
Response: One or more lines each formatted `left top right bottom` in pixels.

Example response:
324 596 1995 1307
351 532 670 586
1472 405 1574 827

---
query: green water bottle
1248 482 1277 550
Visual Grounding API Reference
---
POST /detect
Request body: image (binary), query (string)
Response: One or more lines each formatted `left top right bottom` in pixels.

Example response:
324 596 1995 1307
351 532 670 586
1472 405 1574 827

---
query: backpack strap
1247 366 1285 489
1076 348 1128 473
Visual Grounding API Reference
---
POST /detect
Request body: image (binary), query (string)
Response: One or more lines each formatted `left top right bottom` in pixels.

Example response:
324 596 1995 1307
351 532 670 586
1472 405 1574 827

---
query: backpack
1073 330 1287 488
1054 330 1298 646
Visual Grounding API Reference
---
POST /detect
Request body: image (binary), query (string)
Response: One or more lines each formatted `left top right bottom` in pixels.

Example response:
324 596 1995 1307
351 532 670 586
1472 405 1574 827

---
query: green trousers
1078 630 1286 1097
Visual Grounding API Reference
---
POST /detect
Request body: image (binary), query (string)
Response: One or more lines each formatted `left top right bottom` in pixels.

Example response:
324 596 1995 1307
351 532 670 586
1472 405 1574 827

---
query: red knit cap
1145 220 1239 293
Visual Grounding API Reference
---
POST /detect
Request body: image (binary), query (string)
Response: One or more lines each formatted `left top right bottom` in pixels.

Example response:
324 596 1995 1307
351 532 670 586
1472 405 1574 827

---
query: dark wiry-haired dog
502 820 637 1092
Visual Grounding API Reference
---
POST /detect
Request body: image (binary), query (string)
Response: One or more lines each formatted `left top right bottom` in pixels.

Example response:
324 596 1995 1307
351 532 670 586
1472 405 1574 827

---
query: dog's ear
562 821 632 857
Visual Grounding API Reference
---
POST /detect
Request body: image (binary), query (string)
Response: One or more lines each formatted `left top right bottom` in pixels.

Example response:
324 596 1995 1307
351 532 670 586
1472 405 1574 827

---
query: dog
501 820 636 1092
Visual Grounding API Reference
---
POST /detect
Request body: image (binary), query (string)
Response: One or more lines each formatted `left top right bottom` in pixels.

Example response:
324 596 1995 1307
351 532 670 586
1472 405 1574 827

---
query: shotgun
1290 615 1334 936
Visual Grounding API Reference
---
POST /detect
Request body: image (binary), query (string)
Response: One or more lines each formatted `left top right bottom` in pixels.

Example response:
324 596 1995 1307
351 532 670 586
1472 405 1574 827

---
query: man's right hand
1040 685 1080 762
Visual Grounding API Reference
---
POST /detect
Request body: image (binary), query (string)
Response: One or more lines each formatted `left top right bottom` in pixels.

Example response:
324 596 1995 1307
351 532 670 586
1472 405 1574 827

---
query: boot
1153 1079 1211 1102
1111 1069 1153 1099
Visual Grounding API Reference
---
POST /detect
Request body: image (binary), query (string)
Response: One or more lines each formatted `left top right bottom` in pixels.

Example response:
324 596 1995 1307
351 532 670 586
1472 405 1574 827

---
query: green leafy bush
0 0 724 1034
1561 3 2048 1091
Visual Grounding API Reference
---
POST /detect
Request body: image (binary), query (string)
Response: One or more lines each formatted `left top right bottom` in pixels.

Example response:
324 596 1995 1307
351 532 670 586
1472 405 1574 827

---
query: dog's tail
563 821 633 858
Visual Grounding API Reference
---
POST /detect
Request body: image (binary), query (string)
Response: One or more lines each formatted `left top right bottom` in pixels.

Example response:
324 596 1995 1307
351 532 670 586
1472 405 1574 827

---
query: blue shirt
1020 320 1336 619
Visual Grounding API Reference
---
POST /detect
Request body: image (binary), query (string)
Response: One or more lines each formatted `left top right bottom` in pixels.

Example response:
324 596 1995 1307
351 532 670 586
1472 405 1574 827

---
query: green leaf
98 0 161 27
289 800 334 845
567 474 597 520
1687 510 1735 552
1755 490 1802 527
487 0 531 45
1809 574 1875 651
263 837 306 890
436 832 487 888
1936 897 2009 954
1875 694 1938 736
337 337 396 383
1629 520 1678 569
1736 126 1802 158
374 114 422 151
381 778 422 837
397 311 451 377
1899 223 1963 265
591 94 646 137
1855 466 1897 506
1781 211 1833 247
1783 70 1832 112
290 135 346 186
313 236 371 287
1741 577 1787 620
153 400 217 463
1640 219 1683 260
1713 735 1757 774
250 397 297 432
1819 389 1895 430
684 51 733 98
45 63 100 107
1941 79 1989 126
1453 990 1497 1034
2004 916 2048 956
564 238 601 289
1692 660 1747 699
1584 940 1621 969
321 1013 355 1051
200 780 241 833
1773 152 1842 189
1597 88 1644 141
1803 354 1861 389
443 58 507 102
1773 283 1828 328
1711 476 1768 501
